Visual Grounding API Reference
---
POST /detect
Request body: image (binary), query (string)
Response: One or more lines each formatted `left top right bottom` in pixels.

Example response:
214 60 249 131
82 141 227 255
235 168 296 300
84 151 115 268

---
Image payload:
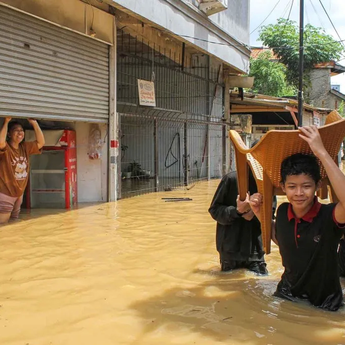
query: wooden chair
229 110 345 254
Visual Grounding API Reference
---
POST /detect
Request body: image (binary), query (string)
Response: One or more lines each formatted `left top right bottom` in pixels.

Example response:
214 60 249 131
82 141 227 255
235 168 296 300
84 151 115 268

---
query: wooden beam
230 106 288 113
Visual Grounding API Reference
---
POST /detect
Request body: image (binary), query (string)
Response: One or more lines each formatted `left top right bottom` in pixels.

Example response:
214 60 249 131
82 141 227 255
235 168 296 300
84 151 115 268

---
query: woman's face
8 124 24 144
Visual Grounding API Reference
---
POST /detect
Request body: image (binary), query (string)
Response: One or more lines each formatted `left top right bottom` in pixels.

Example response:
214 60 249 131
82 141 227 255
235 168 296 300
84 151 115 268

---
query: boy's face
281 173 319 214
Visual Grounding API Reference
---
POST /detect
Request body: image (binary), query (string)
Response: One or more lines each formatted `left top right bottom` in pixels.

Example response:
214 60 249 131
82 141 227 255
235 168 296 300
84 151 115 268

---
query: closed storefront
0 4 109 123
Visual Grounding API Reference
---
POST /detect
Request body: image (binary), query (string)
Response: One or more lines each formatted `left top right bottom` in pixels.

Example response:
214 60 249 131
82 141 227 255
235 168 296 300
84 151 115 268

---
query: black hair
280 153 321 184
8 121 23 132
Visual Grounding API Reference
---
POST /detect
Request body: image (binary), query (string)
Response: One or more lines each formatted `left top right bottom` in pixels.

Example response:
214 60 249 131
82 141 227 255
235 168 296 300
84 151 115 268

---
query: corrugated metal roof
230 91 332 113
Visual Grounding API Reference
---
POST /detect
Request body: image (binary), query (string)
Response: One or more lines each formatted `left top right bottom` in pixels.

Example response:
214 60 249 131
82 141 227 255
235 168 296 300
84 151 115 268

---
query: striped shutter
0 5 109 123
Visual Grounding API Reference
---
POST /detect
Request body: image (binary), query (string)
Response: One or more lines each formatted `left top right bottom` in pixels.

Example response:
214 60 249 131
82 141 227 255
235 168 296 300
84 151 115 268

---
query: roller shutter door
0 5 109 123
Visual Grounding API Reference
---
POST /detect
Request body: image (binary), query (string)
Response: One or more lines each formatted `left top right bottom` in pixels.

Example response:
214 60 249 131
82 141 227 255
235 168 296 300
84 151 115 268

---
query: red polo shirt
275 199 345 311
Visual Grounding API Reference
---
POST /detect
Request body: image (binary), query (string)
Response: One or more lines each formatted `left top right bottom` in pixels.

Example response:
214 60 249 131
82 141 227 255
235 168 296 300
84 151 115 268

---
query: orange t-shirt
0 141 42 197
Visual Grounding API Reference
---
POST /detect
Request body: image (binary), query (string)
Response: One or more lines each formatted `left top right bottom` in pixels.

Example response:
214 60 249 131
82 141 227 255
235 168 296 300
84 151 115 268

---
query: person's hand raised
298 125 326 158
28 118 38 126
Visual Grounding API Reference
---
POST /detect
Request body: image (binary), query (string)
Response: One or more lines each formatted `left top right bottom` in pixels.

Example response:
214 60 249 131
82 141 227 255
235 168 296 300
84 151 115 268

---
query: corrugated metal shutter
0 5 109 123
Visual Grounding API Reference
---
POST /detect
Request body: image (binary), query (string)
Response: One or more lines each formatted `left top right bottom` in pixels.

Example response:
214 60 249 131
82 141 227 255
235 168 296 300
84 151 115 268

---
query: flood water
0 180 345 345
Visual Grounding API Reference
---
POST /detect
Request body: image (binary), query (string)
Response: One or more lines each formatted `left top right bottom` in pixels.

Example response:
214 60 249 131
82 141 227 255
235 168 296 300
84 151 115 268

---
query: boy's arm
0 117 11 149
28 119 45 149
299 125 345 224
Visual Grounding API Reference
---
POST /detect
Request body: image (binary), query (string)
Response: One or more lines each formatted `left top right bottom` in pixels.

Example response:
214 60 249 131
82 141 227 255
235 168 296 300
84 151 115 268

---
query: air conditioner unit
199 0 228 16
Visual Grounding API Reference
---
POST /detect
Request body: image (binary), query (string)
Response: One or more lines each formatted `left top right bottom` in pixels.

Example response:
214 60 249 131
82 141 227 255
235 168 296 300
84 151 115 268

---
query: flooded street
0 180 345 345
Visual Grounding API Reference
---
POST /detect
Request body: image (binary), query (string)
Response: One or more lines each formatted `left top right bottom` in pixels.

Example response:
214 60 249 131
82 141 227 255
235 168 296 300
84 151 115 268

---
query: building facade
0 0 250 203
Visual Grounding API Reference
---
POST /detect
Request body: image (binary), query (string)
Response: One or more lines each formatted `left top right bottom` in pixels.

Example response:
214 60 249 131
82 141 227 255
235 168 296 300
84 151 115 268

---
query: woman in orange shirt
0 117 45 224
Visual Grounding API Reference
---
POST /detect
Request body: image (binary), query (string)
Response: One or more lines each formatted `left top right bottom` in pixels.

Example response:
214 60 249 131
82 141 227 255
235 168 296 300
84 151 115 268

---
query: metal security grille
119 113 226 199
117 30 226 198
0 5 109 123
117 30 227 198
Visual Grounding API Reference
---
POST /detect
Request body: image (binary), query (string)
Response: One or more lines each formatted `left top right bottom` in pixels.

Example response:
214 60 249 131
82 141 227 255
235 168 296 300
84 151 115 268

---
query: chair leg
328 183 339 203
235 152 249 201
258 176 274 255
317 179 328 200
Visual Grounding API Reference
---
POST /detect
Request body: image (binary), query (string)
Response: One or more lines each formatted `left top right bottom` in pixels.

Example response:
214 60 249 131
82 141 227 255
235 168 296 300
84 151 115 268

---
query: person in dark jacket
208 145 274 275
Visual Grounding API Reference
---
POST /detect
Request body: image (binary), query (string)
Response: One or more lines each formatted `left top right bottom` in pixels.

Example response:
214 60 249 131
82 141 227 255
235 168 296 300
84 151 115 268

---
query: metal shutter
0 5 109 123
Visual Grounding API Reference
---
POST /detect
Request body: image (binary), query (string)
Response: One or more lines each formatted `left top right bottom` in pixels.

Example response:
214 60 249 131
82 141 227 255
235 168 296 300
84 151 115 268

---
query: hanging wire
318 0 345 50
250 0 283 35
279 0 294 19
308 0 326 30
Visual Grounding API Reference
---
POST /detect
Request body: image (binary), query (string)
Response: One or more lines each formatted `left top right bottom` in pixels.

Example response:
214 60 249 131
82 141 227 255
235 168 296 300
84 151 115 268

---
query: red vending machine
27 130 77 209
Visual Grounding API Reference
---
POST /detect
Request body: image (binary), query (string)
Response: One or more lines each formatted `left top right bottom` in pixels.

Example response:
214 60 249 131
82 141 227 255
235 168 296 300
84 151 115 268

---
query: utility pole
298 0 304 126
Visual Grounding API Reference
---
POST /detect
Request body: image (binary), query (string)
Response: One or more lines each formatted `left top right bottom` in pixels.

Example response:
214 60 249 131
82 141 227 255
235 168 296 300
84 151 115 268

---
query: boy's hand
298 125 327 158
236 193 251 214
249 193 262 220
4 117 11 123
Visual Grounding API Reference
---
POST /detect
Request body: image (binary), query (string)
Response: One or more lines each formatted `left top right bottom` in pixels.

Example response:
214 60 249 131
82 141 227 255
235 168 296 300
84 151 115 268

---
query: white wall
111 0 250 73
208 0 250 46
75 122 108 203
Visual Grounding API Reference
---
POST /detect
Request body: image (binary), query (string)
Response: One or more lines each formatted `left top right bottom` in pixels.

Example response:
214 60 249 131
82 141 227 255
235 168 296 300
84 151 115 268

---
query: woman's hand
28 118 38 126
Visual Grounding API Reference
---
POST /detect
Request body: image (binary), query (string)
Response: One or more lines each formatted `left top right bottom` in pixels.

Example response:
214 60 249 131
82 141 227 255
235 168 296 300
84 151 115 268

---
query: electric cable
250 0 283 35
308 0 326 30
318 0 345 50
279 0 295 40
280 0 293 19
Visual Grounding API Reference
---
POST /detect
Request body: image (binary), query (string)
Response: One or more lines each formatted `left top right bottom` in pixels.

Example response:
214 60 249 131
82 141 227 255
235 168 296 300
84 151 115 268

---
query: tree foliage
249 51 296 97
338 101 345 116
258 19 344 87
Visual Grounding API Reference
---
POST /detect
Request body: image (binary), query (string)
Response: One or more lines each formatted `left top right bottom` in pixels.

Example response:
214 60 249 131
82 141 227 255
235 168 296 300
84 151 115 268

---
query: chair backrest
230 110 345 189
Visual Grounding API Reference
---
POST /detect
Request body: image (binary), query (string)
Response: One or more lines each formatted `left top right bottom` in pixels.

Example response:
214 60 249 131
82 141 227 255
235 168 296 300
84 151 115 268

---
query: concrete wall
327 93 343 110
307 68 343 111
209 124 223 177
175 0 249 45
307 69 331 108
75 122 108 203
0 0 113 44
208 0 250 45
111 0 250 73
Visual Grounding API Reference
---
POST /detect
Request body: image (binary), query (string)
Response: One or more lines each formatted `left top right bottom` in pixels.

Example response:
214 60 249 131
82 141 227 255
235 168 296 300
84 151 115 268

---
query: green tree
258 19 344 88
249 51 296 97
338 101 345 117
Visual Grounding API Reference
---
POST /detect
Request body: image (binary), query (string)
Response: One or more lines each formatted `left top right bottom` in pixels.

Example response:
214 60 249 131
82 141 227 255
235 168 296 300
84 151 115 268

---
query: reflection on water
0 180 345 345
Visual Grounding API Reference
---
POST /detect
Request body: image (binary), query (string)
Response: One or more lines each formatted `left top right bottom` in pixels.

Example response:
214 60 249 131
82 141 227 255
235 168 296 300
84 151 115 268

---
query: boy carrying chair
249 124 345 311
231 112 345 311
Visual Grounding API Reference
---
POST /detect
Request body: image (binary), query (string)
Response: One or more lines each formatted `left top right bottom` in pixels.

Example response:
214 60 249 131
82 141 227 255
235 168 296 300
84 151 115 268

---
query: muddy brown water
0 180 345 345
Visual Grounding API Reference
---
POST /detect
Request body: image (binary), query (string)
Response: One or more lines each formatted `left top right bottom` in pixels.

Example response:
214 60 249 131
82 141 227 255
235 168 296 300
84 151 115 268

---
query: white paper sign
138 79 156 107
